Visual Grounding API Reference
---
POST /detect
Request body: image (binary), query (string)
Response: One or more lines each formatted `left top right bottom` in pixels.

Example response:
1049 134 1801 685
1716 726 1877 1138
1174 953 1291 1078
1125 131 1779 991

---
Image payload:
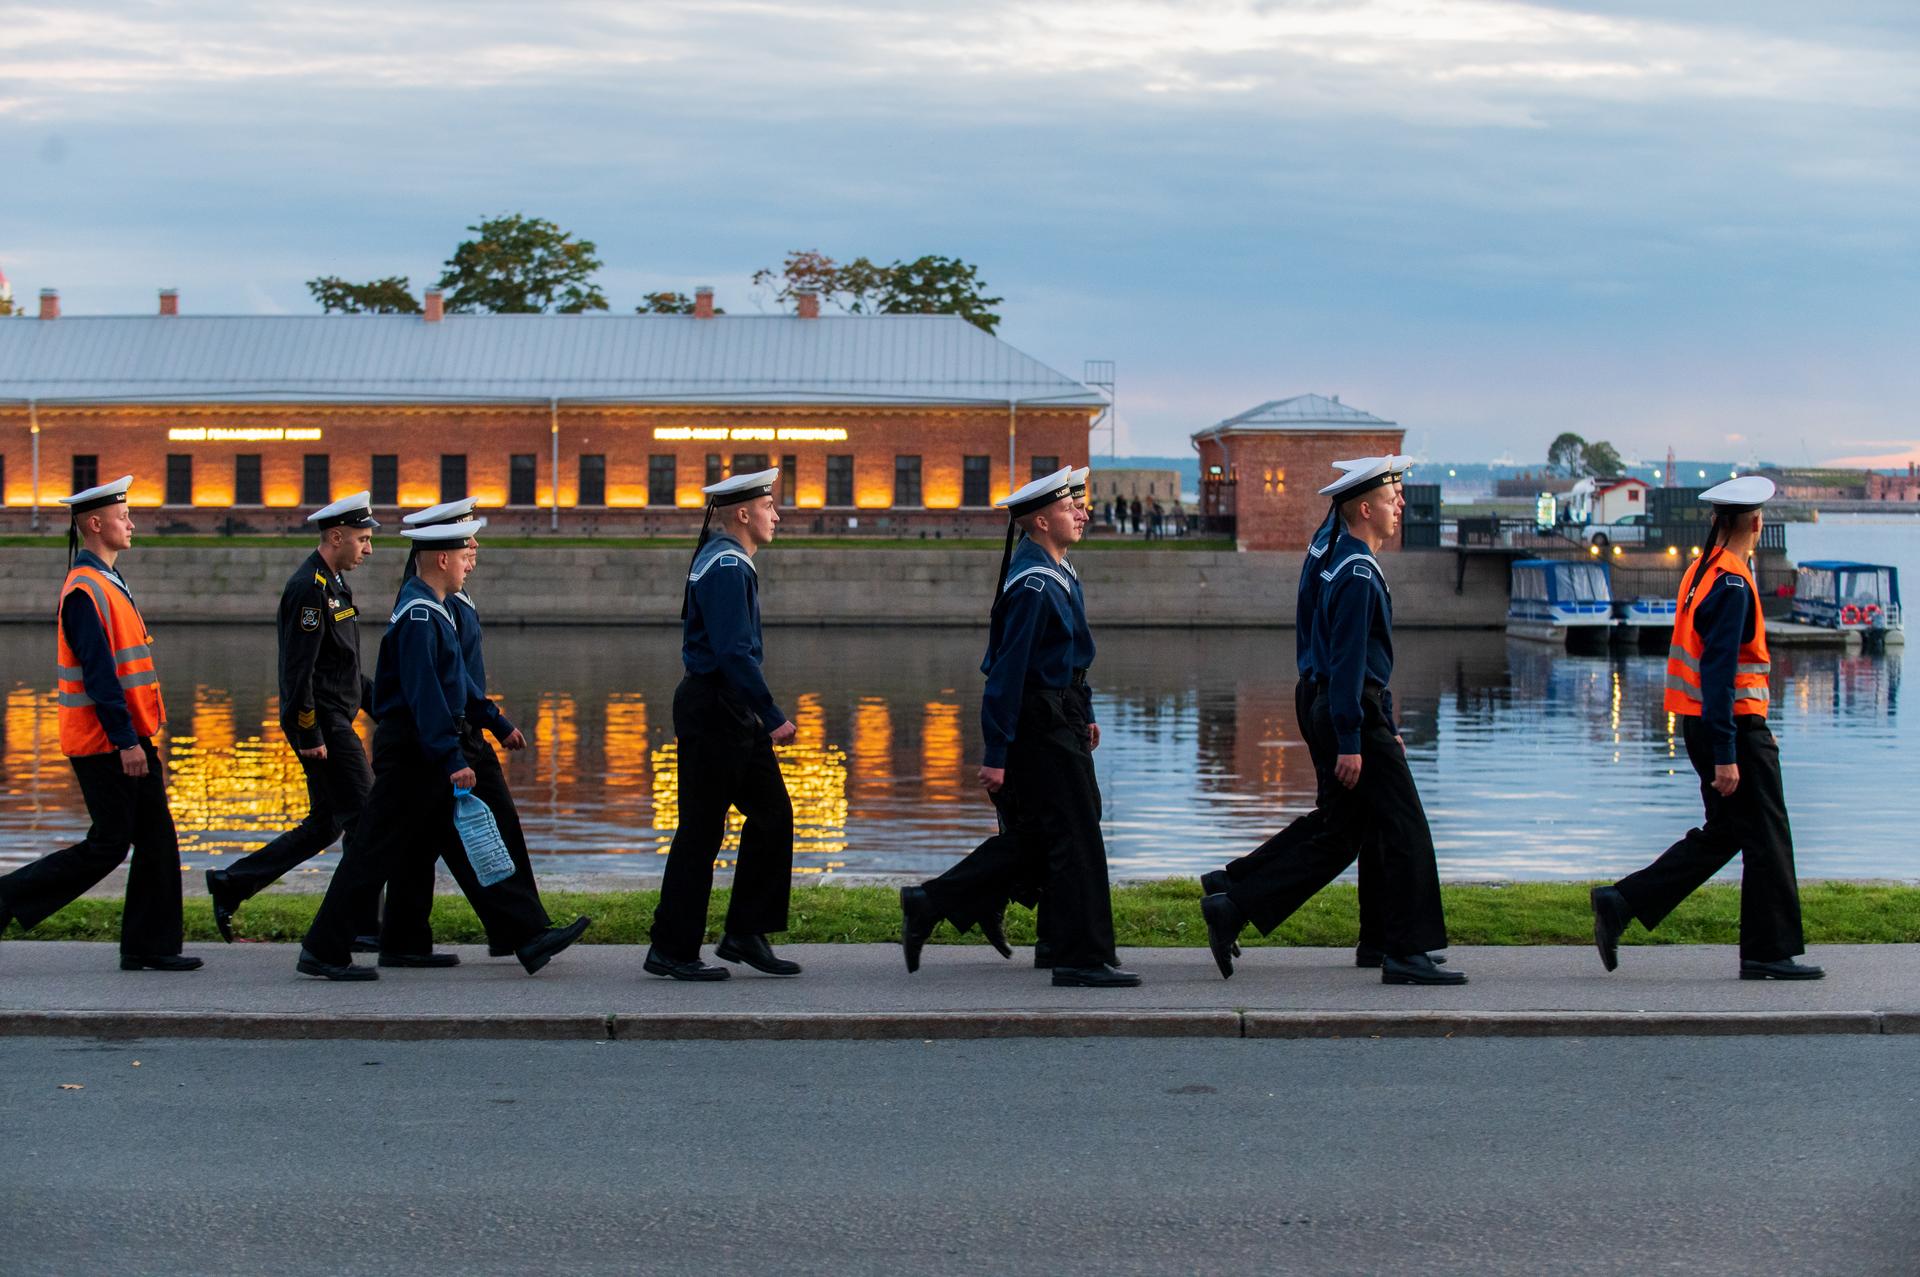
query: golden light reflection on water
165 691 311 857
921 702 963 804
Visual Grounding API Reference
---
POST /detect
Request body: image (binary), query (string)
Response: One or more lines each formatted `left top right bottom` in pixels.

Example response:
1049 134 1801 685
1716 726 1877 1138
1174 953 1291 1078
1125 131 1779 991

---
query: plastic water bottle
452 788 515 888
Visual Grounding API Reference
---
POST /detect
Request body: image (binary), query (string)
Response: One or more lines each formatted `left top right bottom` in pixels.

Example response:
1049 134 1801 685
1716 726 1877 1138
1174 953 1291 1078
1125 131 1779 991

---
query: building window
303 454 331 507
963 456 991 507
780 455 796 507
1030 455 1058 480
731 454 769 485
440 454 467 502
509 454 537 506
648 455 676 506
579 455 607 507
71 455 98 494
165 455 193 506
370 455 398 506
706 454 724 487
825 455 854 506
894 455 922 507
235 455 262 506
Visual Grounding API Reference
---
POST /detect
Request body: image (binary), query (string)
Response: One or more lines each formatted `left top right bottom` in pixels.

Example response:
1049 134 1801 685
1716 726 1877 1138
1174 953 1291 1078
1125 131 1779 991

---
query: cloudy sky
3 1 1917 464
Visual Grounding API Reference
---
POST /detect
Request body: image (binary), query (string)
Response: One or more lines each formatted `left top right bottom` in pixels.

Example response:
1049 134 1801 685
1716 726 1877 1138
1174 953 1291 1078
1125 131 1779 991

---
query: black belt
1070 667 1089 688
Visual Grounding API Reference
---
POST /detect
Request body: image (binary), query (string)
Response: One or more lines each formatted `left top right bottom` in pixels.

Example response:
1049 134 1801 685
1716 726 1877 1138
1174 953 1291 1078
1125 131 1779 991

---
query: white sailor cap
1319 455 1413 499
403 497 479 527
1698 475 1775 511
401 517 487 550
702 467 779 506
309 490 380 529
997 467 1075 518
59 475 134 514
1068 466 1090 497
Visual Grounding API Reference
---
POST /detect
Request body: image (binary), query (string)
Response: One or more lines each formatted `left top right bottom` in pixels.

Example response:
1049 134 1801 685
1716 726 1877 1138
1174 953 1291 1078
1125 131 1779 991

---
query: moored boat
1506 558 1614 651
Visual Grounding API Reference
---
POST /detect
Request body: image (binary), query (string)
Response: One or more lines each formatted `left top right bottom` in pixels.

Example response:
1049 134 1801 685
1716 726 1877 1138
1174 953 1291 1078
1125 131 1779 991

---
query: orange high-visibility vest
55 564 165 756
1664 546 1770 718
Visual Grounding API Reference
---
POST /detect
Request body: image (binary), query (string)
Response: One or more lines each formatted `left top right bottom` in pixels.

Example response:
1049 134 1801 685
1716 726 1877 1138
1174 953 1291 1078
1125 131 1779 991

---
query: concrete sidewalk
1 941 1914 1040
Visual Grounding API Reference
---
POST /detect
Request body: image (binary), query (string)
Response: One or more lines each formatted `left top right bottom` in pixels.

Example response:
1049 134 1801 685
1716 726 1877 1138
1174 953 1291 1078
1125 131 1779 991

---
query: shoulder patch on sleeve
717 555 738 568
299 606 320 631
1025 576 1046 592
409 605 431 622
1352 565 1373 580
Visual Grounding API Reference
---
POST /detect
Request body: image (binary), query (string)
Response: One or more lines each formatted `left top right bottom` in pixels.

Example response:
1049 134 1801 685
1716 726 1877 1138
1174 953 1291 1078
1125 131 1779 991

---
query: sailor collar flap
1320 548 1390 596
689 537 757 582
389 594 456 628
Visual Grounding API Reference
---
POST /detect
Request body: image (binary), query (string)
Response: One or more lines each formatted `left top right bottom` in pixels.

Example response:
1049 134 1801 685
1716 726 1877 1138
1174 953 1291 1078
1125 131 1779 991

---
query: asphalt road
2 1036 1914 1276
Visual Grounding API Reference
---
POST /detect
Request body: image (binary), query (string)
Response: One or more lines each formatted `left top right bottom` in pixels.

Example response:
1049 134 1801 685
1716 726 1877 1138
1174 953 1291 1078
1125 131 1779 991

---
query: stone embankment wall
0 547 1511 628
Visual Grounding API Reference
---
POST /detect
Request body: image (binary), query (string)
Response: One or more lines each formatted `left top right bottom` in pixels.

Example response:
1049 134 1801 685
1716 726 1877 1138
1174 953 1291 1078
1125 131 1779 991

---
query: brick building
1191 394 1407 551
0 287 1101 535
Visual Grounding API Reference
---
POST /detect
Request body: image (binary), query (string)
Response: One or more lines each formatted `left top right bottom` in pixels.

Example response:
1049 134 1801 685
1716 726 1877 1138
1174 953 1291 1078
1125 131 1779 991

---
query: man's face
740 495 780 544
89 504 135 552
461 540 479 576
333 528 374 571
447 542 475 592
1364 481 1405 539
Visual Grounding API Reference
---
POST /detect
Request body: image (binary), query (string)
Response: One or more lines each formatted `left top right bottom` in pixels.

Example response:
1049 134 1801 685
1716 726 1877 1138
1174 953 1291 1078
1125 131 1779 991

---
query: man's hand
1395 734 1406 754
450 766 477 790
1087 723 1101 751
770 720 798 745
978 765 1006 794
119 744 148 778
1335 753 1363 789
1712 763 1740 796
298 743 329 760
501 728 528 752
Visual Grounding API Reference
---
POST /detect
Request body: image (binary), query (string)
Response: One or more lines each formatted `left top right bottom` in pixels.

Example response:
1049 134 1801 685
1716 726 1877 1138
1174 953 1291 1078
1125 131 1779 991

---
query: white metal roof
1192 393 1398 440
0 313 1103 409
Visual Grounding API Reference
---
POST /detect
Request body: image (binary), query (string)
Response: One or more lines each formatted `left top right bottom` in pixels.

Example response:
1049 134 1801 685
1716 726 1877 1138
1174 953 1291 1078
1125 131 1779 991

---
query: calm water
0 515 1912 883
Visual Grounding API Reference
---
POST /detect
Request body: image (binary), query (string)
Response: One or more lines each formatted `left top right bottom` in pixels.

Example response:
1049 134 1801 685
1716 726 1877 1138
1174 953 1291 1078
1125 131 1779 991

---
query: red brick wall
1195 428 1407 551
0 403 1092 532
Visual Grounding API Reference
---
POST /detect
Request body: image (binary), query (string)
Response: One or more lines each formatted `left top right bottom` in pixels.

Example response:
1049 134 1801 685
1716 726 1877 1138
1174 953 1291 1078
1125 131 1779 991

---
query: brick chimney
158 288 179 316
693 285 715 320
424 289 444 323
796 288 820 319
38 288 58 320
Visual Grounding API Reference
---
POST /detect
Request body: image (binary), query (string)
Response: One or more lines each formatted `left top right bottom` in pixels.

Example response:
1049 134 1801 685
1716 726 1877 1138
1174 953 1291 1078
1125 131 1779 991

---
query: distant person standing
207 492 382 948
0 476 199 971
901 468 1137 987
1130 497 1143 535
646 469 802 982
1591 476 1821 980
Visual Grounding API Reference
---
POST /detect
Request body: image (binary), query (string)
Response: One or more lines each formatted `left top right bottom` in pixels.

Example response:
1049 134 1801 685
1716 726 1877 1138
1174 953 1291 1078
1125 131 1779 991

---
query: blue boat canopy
1511 558 1613 605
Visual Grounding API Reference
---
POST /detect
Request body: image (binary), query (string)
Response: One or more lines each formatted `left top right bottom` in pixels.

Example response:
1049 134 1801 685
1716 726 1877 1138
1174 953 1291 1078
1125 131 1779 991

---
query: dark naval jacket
277 549 372 750
449 590 514 739
682 532 786 733
1692 571 1759 766
1294 511 1340 680
980 537 1097 769
1313 531 1397 755
371 576 470 778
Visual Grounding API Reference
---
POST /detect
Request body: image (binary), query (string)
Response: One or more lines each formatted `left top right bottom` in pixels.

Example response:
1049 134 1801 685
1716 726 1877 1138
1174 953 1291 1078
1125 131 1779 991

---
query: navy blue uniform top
1692 569 1759 766
681 533 786 733
60 549 138 750
1314 531 1397 755
371 576 470 777
1295 512 1339 680
450 590 514 739
979 537 1097 770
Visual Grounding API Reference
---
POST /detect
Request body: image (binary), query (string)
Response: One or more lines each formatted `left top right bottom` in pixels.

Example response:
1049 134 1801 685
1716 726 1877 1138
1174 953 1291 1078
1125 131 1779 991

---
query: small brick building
0 287 1101 536
1191 394 1407 551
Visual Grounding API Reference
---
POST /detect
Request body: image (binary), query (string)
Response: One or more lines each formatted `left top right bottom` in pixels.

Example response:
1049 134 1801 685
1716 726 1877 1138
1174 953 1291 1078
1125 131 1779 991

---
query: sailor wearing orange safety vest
1590 475 1821 980
0 476 200 971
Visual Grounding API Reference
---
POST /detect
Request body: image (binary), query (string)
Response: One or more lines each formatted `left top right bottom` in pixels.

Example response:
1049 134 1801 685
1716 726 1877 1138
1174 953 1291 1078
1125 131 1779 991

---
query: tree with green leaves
1547 432 1588 478
1581 440 1625 477
751 250 889 314
435 214 607 314
879 254 1002 333
305 275 423 314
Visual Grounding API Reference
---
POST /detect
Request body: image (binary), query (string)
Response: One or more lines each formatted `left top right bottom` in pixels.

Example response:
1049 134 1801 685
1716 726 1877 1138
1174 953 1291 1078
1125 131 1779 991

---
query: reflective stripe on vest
1663 547 1771 718
55 565 165 755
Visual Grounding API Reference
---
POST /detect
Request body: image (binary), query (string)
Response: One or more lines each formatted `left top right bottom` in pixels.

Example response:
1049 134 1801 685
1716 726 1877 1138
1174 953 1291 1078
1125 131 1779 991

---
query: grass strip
9 880 1917 946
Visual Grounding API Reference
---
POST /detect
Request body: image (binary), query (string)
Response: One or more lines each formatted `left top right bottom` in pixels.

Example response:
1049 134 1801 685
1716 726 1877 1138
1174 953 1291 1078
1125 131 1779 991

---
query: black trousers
220 719 378 934
0 739 183 956
1614 716 1805 961
302 717 549 965
921 688 1119 970
1226 687 1448 956
435 723 551 948
650 676 794 960
1219 676 1385 949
